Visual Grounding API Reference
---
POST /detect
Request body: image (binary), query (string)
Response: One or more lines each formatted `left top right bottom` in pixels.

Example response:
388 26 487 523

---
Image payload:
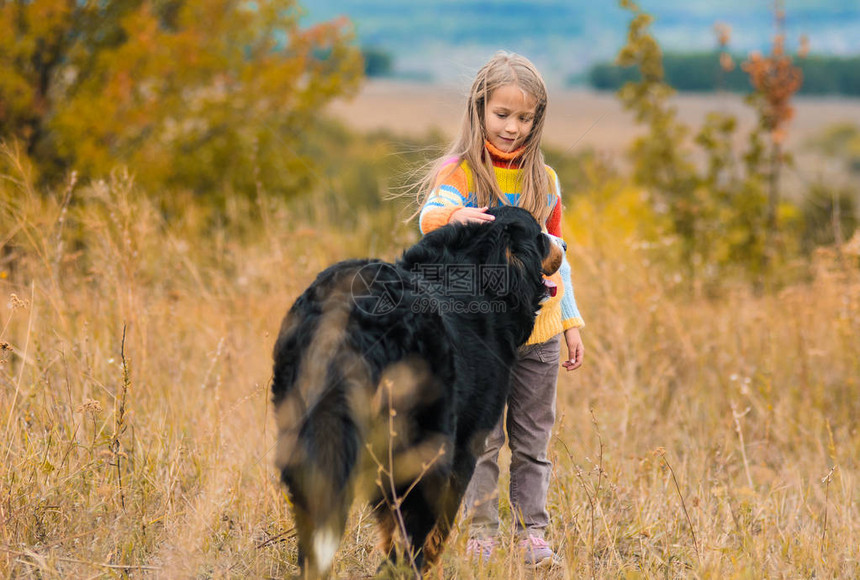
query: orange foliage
0 0 364 193
741 36 803 141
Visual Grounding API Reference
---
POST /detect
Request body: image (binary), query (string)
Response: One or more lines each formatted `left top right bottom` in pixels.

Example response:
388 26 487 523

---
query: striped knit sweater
419 141 584 345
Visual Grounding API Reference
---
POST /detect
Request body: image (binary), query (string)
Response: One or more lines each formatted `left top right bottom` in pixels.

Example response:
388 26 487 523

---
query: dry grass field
1 83 859 578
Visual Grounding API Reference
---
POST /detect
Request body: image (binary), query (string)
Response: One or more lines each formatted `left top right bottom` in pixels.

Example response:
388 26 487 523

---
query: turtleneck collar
484 139 526 167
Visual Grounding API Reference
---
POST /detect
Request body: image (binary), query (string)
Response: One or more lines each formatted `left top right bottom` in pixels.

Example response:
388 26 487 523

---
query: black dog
271 206 563 577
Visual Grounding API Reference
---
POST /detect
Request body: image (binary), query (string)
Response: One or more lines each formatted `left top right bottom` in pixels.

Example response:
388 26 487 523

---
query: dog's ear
493 222 540 300
498 219 538 268
502 223 526 271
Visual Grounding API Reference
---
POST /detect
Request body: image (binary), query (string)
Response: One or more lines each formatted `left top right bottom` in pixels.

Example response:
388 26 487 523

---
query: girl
415 52 585 567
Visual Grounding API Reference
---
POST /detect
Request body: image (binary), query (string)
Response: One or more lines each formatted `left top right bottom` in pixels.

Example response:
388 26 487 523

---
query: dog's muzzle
541 235 564 276
540 233 565 298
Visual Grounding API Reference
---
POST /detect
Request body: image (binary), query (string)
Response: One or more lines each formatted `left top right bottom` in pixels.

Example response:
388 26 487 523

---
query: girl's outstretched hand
562 327 584 371
449 207 496 225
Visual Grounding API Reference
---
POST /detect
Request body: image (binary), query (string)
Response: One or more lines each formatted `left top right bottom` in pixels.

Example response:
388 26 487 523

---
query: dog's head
401 206 563 334
485 206 563 274
482 205 563 301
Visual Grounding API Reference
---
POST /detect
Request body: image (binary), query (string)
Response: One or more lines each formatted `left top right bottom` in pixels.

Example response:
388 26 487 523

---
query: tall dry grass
0 163 857 578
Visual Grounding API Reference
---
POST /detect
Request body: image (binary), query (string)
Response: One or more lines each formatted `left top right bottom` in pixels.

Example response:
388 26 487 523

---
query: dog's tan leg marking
422 524 447 568
377 511 396 556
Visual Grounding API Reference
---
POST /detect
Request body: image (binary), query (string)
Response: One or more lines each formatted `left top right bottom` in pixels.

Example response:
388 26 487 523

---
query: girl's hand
561 327 584 371
449 207 496 225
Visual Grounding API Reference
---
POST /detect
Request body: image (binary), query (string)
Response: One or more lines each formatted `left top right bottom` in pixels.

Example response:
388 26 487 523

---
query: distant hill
589 52 860 96
301 0 860 87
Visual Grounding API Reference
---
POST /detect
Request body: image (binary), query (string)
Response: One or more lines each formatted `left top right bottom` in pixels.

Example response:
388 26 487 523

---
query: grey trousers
463 335 561 539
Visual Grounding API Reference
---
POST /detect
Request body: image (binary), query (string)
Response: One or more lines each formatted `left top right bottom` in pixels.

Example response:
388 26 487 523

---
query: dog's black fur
271 206 563 577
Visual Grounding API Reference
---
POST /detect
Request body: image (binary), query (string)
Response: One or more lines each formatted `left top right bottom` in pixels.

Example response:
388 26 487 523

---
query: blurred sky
301 0 860 86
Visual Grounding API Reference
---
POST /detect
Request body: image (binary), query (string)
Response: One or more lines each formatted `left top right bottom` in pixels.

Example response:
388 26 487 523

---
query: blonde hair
416 51 552 223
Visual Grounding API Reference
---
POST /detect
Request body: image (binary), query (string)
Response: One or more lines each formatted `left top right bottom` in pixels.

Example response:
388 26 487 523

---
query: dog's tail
279 382 364 578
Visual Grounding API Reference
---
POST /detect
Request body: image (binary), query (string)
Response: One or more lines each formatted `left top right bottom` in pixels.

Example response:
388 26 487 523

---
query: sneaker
466 537 497 563
519 535 561 568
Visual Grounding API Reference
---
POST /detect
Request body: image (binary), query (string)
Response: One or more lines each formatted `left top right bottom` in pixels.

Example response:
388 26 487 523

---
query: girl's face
483 83 537 153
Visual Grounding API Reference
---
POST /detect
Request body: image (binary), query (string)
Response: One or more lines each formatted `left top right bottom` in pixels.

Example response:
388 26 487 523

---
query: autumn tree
741 2 803 274
615 0 807 290
615 0 704 285
0 0 363 196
